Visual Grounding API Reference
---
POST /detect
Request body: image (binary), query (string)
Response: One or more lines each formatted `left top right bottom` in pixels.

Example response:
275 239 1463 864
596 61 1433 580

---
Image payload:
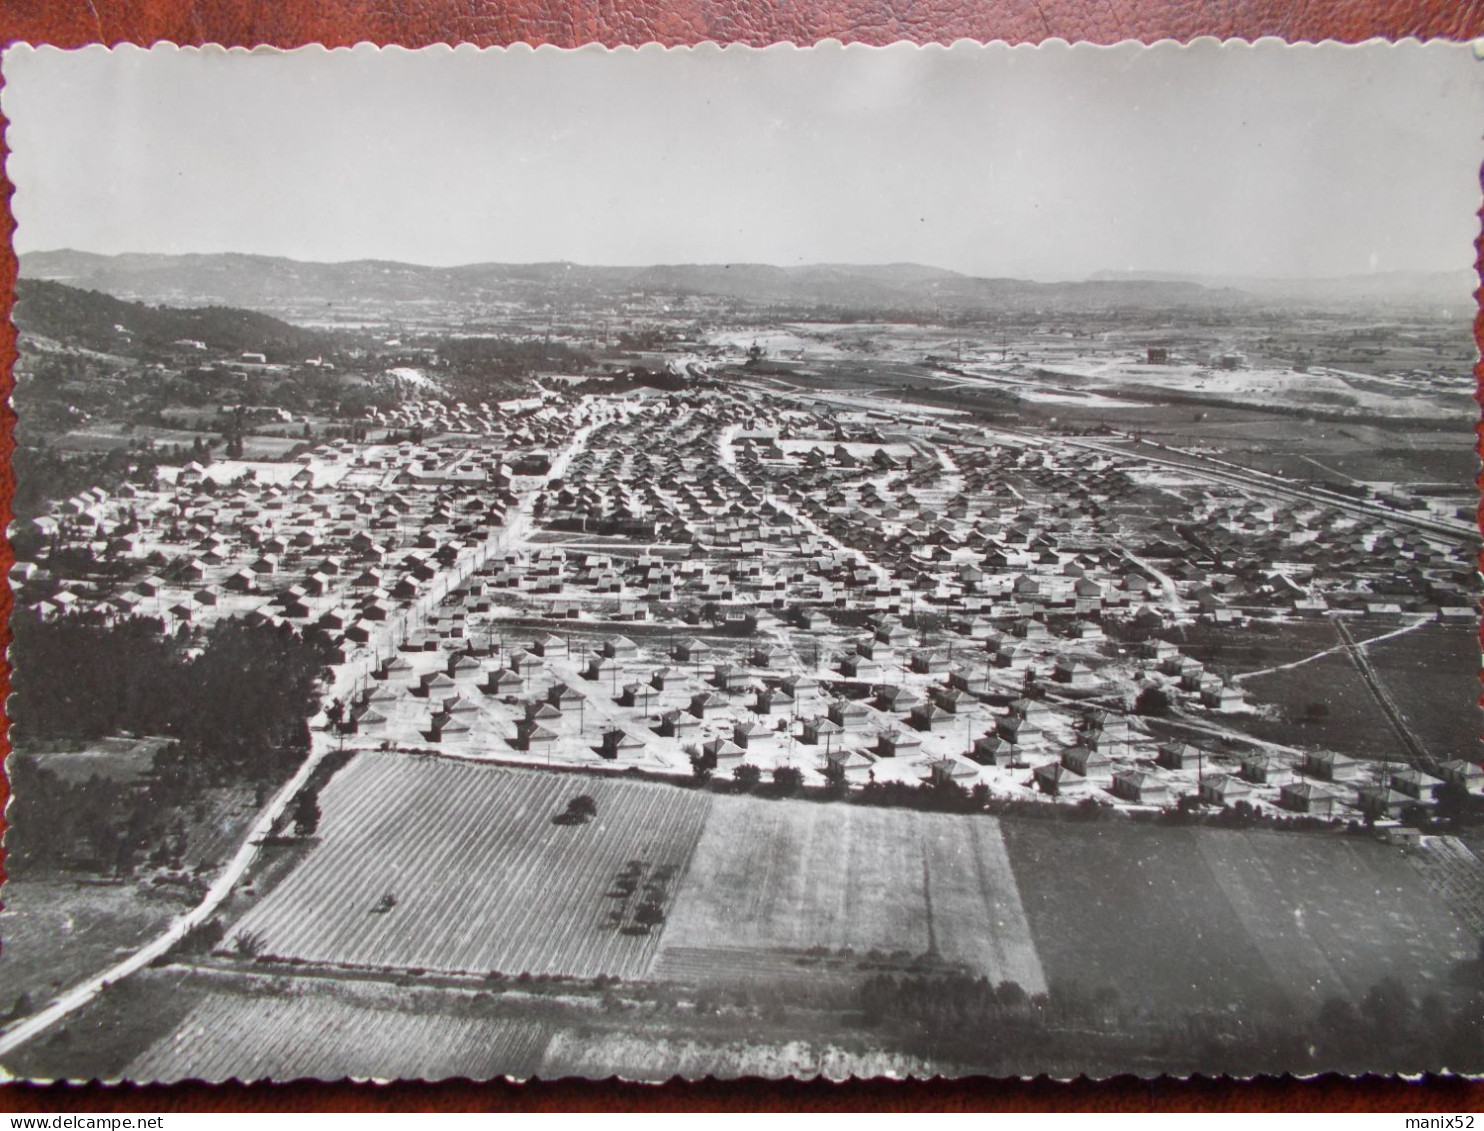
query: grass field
0 879 187 1018
1000 820 1474 1015
7 794 1479 1083
225 753 711 979
1365 624 1481 762
656 797 1046 994
126 989 552 1083
1175 621 1346 676
1239 651 1402 759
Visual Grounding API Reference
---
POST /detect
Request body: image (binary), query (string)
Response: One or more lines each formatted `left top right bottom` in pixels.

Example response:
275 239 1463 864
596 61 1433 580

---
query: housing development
3 253 1482 1081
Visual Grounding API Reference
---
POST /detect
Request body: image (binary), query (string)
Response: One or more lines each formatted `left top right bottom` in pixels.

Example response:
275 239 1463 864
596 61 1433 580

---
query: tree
563 794 598 824
633 900 666 932
995 980 1027 1009
1134 686 1172 717
772 766 804 796
292 793 321 837
689 753 714 784
733 763 762 790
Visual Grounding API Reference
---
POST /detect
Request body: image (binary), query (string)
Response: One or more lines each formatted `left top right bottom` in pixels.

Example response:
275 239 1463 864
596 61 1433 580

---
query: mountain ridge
20 249 1466 316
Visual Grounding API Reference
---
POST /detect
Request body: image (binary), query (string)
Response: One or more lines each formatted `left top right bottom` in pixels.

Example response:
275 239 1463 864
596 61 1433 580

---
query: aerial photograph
0 40 1481 1082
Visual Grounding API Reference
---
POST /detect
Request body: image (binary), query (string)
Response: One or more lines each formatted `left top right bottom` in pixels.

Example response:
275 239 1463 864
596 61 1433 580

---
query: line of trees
856 966 1484 1076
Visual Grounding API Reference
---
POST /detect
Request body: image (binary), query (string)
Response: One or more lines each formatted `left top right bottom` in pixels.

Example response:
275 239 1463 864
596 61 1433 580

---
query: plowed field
227 753 711 979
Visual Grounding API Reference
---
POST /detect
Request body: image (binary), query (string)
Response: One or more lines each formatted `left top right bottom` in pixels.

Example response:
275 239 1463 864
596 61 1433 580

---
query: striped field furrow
227 753 711 979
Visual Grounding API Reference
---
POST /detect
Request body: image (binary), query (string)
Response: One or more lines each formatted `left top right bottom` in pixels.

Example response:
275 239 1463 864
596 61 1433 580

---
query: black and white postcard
1 40 1481 1083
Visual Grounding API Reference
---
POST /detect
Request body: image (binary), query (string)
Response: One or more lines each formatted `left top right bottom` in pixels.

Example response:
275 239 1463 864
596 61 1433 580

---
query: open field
1238 651 1403 760
656 797 1046 993
1174 620 1377 676
225 754 711 979
7 805 1479 1082
126 988 552 1083
0 879 188 1018
1000 820 1475 1015
1365 624 1482 762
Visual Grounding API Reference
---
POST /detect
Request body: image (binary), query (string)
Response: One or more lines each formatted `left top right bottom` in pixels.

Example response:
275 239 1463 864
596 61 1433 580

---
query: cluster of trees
12 611 333 782
854 778 991 814
7 754 187 876
8 612 337 874
855 968 1484 1076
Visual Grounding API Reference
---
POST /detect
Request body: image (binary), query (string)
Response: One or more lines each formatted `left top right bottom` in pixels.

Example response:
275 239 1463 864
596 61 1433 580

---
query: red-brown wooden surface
1 0 1481 1112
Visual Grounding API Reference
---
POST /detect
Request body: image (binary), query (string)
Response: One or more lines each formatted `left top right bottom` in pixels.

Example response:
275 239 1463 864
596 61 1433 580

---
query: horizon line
17 247 1475 287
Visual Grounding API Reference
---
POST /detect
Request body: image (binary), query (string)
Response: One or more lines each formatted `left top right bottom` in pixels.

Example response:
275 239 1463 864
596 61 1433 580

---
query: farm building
1302 751 1363 783
1280 782 1341 817
754 688 794 715
689 691 729 719
1156 742 1203 772
732 720 779 751
910 703 956 732
1061 744 1113 779
430 713 472 742
1110 769 1172 806
875 685 923 712
700 737 746 764
971 735 1018 766
801 717 845 747
910 651 953 675
523 725 560 752
925 756 976 786
1357 786 1417 821
1201 682 1245 711
1237 753 1284 785
1389 767 1447 801
948 667 994 694
827 700 872 729
672 637 712 663
1052 658 1100 688
1033 762 1071 796
657 709 701 737
1198 774 1253 807
419 672 457 697
546 683 586 712
1438 760 1484 793
998 715 1042 745
875 729 923 758
839 654 883 680
482 668 525 695
822 748 874 783
649 667 683 691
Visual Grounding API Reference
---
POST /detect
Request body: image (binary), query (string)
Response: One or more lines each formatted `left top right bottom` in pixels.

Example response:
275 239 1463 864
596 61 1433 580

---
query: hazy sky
4 40 1481 279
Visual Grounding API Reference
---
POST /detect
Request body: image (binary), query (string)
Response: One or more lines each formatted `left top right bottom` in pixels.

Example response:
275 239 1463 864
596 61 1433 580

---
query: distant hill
13 278 337 361
21 250 1249 318
1088 268 1476 312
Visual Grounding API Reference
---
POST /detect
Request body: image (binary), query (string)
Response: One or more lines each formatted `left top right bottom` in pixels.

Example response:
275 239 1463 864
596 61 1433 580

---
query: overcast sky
4 40 1481 280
